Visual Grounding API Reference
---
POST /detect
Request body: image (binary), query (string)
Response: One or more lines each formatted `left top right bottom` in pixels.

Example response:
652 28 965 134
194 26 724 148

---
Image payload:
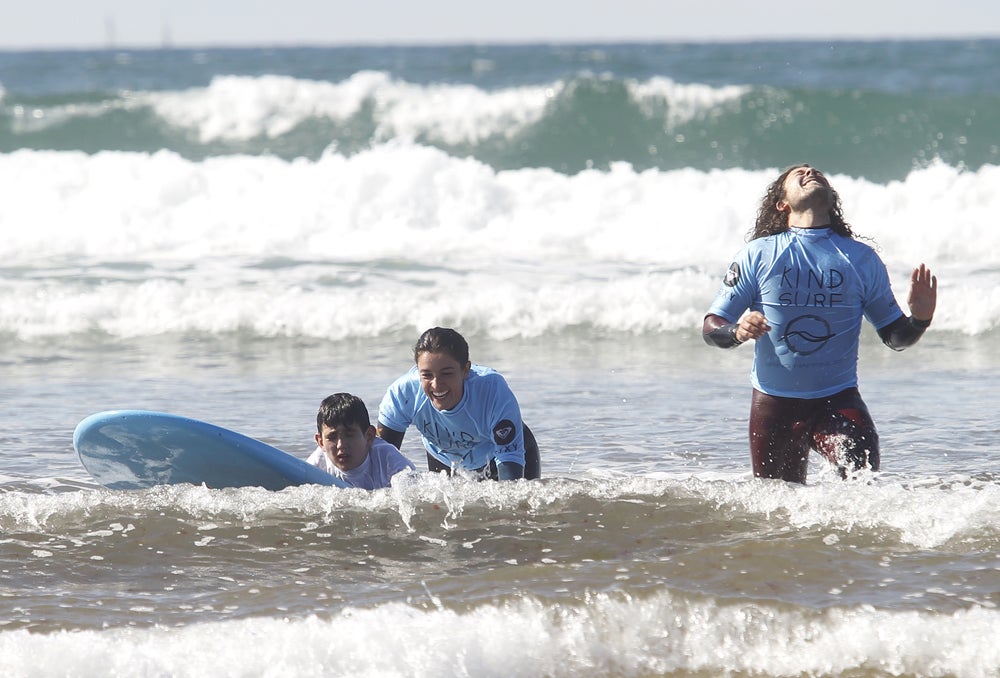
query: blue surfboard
74 410 349 490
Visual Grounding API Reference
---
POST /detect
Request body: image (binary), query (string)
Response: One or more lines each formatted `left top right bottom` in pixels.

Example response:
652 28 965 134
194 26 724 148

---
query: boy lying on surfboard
307 393 415 490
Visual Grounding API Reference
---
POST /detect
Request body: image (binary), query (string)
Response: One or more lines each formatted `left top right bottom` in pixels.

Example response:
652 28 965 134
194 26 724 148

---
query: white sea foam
0 147 996 339
137 72 751 145
7 71 754 147
3 474 996 551
627 75 751 128
0 588 997 677
692 473 1000 550
145 72 562 144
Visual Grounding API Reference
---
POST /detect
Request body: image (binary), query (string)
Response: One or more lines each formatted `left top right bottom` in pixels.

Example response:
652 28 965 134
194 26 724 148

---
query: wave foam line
8 71 750 146
1 148 997 338
1 589 997 677
3 475 997 551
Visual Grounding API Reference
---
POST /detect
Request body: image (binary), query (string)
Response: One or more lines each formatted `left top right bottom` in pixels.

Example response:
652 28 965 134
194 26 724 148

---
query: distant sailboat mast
161 14 173 48
104 14 116 49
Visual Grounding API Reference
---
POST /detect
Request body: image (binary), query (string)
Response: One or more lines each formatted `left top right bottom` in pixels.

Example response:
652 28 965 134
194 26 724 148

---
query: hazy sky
4 0 1000 49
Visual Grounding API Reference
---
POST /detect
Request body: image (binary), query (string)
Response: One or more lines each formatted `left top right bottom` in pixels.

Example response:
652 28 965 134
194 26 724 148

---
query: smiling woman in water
376 326 540 481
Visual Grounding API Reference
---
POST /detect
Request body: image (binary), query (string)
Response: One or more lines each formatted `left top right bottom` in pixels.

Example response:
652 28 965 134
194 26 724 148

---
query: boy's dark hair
413 327 469 365
316 393 371 434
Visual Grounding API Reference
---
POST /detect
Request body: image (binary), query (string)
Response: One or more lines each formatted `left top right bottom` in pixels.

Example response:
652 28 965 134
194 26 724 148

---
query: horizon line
2 33 999 53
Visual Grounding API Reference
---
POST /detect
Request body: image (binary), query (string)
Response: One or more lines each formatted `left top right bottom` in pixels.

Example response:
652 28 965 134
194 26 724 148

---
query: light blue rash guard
707 227 904 398
378 364 527 471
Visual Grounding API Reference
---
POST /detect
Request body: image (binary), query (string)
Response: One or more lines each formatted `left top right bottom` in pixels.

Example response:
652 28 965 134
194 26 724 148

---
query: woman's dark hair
413 327 469 365
751 164 854 240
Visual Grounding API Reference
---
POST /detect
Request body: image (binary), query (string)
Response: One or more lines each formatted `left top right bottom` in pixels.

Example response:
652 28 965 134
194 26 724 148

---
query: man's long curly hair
750 164 854 241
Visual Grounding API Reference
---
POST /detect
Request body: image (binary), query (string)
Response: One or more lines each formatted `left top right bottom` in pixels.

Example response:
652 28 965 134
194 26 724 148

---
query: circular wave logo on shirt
782 314 835 355
723 262 740 287
493 420 516 445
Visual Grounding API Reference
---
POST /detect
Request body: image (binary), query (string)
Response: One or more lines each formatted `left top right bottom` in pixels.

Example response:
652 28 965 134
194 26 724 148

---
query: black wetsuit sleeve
377 424 405 449
702 315 743 349
877 314 931 351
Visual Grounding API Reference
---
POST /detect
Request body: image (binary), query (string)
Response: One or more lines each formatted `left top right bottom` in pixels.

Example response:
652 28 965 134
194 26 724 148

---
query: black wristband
729 324 744 345
911 316 932 329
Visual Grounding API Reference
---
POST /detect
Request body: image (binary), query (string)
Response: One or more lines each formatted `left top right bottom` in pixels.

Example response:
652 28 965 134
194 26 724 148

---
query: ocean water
1 41 998 677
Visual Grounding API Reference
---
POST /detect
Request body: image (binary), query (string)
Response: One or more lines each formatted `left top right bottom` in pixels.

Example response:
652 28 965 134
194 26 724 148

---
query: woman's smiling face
416 351 470 411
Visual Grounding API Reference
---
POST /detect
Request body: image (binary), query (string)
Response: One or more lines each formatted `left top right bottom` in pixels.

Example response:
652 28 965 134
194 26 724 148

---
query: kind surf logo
782 314 835 355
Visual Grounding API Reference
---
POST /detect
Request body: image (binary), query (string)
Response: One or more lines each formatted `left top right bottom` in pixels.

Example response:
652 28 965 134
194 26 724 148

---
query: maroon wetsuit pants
749 387 880 484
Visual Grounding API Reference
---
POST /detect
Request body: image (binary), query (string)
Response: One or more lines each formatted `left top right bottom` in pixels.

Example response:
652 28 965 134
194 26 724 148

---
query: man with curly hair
703 164 938 483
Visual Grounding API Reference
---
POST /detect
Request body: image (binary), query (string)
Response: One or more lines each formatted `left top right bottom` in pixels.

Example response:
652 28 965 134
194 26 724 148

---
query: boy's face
315 422 375 472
